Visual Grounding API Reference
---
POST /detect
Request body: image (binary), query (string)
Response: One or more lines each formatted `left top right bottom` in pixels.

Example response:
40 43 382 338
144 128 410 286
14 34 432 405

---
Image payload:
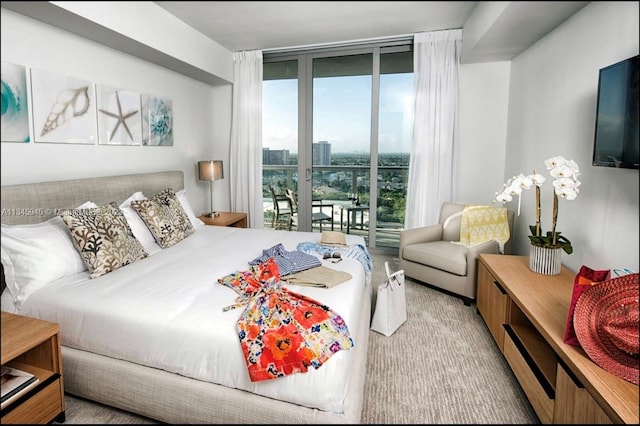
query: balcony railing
263 164 408 248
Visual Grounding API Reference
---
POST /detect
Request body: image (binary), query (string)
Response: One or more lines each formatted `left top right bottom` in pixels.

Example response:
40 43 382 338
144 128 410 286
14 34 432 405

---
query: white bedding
1 226 369 414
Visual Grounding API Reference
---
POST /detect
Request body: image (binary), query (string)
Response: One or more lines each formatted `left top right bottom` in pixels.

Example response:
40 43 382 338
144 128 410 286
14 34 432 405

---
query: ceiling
0 1 590 85
154 1 589 61
155 1 476 51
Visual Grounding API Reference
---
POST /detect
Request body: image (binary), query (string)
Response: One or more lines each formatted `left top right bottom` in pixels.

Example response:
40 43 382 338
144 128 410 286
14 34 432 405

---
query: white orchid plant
495 155 581 254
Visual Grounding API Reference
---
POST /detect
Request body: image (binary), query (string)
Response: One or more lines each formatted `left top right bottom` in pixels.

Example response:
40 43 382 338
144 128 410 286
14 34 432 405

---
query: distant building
263 148 290 165
313 141 331 165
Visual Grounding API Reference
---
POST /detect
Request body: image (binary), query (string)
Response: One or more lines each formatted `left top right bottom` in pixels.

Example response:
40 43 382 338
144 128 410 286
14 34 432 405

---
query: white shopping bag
370 261 407 336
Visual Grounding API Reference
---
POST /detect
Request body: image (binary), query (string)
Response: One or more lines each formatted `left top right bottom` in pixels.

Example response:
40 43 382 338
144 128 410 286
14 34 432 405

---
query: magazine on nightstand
1 365 39 408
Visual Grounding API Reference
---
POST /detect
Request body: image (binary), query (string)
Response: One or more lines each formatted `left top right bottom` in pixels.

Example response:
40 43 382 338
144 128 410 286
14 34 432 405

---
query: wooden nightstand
1 312 65 424
199 212 248 228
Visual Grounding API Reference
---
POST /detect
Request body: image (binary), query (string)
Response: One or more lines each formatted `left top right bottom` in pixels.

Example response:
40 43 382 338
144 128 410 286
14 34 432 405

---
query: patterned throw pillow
130 188 195 249
59 203 147 279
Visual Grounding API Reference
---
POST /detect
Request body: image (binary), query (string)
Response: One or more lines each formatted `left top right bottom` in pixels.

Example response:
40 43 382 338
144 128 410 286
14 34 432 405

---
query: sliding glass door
263 41 412 249
376 50 413 248
310 52 372 241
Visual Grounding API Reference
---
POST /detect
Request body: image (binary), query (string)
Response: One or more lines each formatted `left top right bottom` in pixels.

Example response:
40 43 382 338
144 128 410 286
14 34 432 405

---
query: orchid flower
553 177 580 200
493 155 581 254
529 172 546 186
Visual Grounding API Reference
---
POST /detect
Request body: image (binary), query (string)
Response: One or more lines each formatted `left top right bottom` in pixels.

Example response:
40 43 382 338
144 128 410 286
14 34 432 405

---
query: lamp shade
198 160 223 181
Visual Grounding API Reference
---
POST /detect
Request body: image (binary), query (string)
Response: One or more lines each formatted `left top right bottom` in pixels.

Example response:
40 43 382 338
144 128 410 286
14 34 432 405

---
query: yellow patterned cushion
459 206 510 253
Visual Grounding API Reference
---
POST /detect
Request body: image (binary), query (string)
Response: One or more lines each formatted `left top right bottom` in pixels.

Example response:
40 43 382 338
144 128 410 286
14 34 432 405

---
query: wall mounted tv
592 54 639 169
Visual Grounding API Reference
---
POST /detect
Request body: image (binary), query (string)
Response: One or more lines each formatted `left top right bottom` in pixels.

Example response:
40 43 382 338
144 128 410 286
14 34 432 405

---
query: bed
0 171 372 424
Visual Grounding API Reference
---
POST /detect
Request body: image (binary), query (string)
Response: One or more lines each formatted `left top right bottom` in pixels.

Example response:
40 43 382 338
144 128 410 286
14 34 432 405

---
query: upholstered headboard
1 171 184 225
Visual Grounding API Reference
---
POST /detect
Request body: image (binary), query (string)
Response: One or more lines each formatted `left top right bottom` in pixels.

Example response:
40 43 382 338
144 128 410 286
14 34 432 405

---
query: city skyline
263 73 414 155
263 144 410 166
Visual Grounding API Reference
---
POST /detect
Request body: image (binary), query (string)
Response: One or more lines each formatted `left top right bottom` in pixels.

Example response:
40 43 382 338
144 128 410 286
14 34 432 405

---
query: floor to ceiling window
262 39 413 250
377 50 413 248
262 60 298 231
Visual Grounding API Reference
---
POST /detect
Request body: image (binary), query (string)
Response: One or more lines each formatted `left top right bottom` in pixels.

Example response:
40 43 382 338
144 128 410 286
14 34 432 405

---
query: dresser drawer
1 378 63 424
476 261 508 351
553 363 613 424
503 329 554 424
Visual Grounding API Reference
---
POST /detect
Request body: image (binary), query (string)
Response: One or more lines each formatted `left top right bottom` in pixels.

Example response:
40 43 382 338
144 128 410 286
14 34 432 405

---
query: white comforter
1 226 369 413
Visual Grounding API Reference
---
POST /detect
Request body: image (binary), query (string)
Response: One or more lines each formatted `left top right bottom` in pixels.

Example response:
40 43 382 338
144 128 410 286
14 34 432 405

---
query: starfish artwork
99 90 139 142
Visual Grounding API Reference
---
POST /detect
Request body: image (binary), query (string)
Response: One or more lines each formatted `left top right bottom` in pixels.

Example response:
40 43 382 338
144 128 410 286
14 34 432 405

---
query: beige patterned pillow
130 188 195 249
59 203 147 279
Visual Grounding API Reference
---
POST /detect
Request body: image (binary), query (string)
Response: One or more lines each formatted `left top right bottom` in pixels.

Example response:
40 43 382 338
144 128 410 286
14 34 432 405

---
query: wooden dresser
476 254 638 424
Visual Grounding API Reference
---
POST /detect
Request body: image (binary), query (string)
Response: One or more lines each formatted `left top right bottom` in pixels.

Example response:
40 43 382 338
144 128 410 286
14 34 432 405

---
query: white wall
0 8 233 216
505 1 639 271
456 61 511 205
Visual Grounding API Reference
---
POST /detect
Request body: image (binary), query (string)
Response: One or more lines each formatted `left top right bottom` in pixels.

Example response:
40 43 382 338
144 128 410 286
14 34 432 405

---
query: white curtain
405 30 462 229
230 50 264 228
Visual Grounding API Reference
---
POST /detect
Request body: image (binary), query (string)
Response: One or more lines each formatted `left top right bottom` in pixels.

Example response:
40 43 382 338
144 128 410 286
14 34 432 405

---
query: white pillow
119 192 162 255
176 189 205 228
1 201 97 310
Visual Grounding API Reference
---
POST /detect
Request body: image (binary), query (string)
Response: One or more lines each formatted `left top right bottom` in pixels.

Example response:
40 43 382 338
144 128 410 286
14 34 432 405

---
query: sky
263 73 414 155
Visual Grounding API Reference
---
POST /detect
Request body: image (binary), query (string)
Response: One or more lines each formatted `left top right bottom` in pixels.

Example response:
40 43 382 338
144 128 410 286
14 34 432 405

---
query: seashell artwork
41 86 90 136
96 85 142 145
30 68 96 144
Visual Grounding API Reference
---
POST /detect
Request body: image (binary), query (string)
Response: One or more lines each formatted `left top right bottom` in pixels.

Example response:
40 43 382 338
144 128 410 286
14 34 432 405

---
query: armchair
398 202 514 306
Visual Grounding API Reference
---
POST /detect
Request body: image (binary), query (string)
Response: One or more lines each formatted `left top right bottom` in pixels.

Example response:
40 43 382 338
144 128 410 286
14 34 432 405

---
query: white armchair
398 202 514 305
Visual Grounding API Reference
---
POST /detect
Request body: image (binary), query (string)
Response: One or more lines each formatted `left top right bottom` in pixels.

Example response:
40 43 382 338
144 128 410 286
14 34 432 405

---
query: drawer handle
493 280 507 295
557 357 584 389
504 324 555 400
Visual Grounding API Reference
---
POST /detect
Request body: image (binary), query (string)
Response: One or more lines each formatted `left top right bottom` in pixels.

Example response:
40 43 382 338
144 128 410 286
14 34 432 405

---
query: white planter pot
529 245 562 275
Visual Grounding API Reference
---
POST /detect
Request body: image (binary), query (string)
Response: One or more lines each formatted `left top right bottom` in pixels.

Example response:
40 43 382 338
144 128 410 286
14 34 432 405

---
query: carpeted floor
57 252 539 424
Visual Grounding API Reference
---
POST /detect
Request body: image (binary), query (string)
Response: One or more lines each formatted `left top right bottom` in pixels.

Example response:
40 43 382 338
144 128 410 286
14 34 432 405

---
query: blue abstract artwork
1 61 30 142
141 94 173 146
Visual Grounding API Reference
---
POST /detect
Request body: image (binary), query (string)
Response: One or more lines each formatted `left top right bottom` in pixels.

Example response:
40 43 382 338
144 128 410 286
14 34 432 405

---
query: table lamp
198 160 223 217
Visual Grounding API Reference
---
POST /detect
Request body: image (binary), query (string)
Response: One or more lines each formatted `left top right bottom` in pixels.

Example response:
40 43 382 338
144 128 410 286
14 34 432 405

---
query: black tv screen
592 54 639 169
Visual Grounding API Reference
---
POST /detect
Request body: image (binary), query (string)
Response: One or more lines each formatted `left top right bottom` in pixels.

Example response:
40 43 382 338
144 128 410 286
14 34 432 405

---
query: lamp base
203 211 220 218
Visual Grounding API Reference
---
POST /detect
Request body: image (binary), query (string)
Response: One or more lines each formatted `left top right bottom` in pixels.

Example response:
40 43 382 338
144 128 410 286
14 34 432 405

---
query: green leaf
528 225 573 254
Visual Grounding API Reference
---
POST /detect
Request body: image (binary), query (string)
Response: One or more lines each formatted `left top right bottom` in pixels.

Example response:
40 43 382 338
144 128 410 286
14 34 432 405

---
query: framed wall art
96 84 142 145
141 94 173 146
1 61 31 143
30 68 96 144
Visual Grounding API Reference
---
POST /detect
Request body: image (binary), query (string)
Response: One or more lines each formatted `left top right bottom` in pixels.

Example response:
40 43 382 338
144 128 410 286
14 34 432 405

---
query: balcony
263 164 408 249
